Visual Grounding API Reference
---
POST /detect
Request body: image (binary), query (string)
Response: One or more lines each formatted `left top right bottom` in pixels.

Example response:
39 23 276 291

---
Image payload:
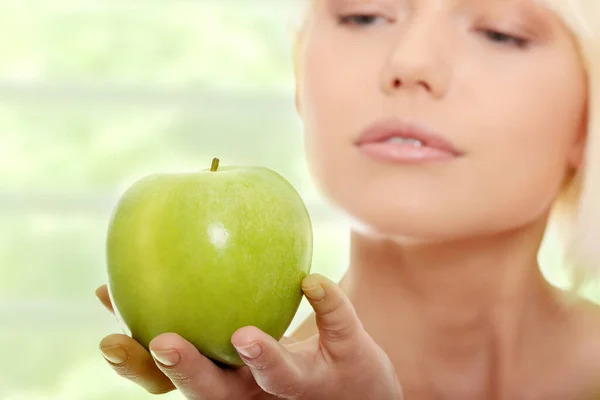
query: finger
232 326 308 398
150 333 251 400
302 273 365 362
95 285 115 314
100 334 175 395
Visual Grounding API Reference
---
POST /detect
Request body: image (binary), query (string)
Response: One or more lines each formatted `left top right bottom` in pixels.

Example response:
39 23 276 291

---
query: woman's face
296 0 587 241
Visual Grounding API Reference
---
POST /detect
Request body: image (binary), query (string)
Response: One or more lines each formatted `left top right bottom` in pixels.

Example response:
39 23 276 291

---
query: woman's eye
482 29 529 48
338 14 386 27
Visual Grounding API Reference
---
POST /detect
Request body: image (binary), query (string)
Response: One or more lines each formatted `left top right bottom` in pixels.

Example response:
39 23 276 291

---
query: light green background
1 1 595 399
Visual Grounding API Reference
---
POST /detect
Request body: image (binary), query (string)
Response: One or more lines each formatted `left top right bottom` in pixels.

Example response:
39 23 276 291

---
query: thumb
231 326 308 399
302 273 366 362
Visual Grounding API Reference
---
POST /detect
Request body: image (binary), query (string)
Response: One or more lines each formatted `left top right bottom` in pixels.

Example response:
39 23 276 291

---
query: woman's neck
340 217 567 398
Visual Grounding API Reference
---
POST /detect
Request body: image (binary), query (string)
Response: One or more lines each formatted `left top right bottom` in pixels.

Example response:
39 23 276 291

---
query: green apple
105 158 313 367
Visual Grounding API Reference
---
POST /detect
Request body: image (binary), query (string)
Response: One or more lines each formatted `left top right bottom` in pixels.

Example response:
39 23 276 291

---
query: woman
95 0 600 398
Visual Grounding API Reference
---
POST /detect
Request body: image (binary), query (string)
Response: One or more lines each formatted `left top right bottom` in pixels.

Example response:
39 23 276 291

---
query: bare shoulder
555 290 600 398
564 291 600 350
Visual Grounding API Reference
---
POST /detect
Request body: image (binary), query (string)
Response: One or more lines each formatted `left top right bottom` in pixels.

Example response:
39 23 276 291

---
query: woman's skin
97 0 600 399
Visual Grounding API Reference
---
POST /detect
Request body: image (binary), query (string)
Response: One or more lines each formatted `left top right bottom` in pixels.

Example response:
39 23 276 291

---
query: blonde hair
544 0 600 290
290 0 600 290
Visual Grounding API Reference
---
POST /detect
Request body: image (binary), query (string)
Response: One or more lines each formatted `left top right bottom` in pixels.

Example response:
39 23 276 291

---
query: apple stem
211 158 220 172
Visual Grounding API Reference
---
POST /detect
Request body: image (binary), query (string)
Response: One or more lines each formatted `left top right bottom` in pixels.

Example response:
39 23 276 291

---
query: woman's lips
355 118 463 163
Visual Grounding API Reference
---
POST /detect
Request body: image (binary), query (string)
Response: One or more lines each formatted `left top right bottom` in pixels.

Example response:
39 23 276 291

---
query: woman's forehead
311 0 577 11
540 0 592 36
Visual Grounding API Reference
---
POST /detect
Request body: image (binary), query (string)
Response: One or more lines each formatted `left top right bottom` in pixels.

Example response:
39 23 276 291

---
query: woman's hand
96 274 403 399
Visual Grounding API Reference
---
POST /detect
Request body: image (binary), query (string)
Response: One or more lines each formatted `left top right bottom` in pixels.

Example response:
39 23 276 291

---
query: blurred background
0 1 596 399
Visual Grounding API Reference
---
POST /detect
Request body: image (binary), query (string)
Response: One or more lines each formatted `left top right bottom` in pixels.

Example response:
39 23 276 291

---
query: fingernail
151 349 181 366
303 284 325 300
100 344 128 365
234 343 263 359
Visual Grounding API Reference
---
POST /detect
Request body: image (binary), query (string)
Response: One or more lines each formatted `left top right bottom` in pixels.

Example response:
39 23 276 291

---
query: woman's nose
380 19 450 99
